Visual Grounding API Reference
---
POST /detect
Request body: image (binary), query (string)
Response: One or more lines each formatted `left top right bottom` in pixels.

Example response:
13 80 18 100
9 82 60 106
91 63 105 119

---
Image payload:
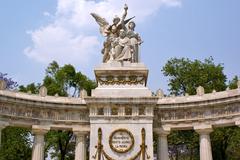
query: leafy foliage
19 83 41 94
0 127 32 160
45 130 75 160
162 57 227 95
211 127 240 160
168 130 199 160
0 72 18 89
228 76 239 89
43 61 96 97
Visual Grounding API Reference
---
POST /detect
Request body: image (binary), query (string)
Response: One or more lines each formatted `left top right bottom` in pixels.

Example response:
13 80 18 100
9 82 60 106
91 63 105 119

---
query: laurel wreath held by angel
91 4 142 63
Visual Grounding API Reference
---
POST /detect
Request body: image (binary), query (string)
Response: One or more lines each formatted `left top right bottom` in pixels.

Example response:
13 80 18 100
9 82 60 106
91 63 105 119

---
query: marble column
31 126 49 160
195 126 213 160
155 128 170 160
74 131 87 160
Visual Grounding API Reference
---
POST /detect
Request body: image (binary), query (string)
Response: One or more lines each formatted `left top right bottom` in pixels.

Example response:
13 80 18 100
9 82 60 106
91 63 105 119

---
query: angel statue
91 4 142 63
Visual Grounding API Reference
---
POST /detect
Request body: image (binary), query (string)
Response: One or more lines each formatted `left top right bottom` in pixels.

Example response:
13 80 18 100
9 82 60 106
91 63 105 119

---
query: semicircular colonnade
0 83 240 160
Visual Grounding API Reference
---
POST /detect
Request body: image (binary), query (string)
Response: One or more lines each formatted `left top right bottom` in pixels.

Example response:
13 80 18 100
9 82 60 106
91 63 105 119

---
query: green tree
162 57 240 160
228 76 239 89
43 61 96 160
43 61 96 97
0 127 32 160
211 126 240 160
19 83 41 94
162 57 227 95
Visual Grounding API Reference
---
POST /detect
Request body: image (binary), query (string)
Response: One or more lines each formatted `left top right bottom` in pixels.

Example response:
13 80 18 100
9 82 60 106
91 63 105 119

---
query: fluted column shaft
195 128 213 160
156 129 170 160
31 126 49 160
74 132 87 160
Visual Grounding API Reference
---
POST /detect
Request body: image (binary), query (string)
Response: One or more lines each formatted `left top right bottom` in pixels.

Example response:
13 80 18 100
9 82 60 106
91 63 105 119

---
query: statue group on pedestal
91 4 142 63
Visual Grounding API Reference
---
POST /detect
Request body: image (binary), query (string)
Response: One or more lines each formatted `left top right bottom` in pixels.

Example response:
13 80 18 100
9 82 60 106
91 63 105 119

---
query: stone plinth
92 62 152 97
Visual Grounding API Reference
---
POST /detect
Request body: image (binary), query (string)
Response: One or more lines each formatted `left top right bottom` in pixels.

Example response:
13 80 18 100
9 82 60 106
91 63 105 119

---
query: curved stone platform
2 87 238 129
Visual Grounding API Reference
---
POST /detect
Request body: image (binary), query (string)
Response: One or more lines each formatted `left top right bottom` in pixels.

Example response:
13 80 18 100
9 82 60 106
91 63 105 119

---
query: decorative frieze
0 102 89 123
97 75 145 85
156 102 240 122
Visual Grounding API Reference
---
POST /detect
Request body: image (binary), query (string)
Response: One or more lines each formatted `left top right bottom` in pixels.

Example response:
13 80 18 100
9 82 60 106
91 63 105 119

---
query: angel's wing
91 13 109 36
117 16 135 31
124 16 135 25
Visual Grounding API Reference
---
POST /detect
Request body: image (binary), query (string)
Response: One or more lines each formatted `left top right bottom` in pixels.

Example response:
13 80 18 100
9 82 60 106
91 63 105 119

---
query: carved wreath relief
109 129 134 153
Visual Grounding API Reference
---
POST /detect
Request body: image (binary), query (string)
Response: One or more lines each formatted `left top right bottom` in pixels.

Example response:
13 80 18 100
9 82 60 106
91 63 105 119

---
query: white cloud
24 0 181 66
43 11 50 17
24 25 99 64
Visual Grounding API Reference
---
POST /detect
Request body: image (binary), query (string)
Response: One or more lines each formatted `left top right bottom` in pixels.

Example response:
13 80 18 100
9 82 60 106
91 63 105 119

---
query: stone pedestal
31 126 49 160
92 62 152 97
195 126 213 160
155 128 170 160
74 131 87 160
87 62 156 160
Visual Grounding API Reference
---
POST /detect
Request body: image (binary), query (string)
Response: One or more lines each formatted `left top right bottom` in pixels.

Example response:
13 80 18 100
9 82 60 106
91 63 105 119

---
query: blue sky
1 0 240 93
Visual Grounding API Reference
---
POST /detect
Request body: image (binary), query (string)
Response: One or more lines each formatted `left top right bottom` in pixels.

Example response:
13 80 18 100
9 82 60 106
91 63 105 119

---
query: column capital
154 127 171 136
194 125 213 134
32 125 50 135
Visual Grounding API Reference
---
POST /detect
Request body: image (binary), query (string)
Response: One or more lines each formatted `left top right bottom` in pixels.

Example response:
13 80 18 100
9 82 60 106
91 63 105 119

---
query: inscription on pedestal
109 129 134 153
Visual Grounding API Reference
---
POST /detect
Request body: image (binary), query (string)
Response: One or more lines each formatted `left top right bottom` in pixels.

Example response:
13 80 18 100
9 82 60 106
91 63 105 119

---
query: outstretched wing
91 13 109 36
117 16 135 31
124 16 135 25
